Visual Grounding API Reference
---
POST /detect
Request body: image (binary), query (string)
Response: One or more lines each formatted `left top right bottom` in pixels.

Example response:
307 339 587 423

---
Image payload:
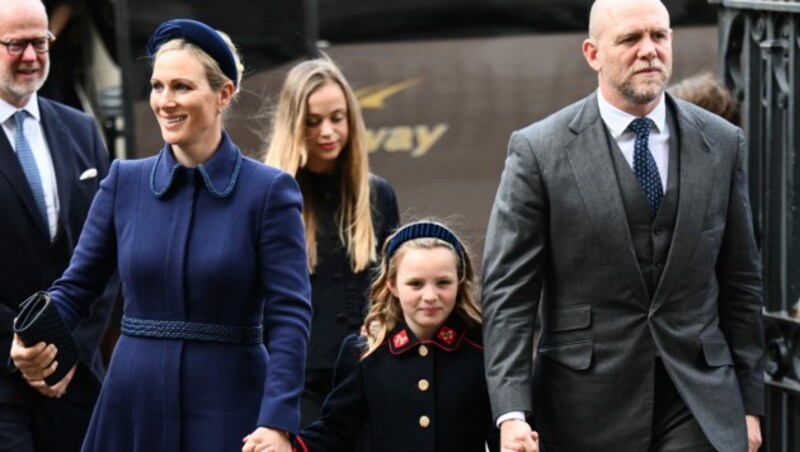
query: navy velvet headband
386 222 464 262
146 19 238 87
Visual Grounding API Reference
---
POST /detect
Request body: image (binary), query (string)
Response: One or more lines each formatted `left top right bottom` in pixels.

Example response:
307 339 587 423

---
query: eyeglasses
0 32 55 56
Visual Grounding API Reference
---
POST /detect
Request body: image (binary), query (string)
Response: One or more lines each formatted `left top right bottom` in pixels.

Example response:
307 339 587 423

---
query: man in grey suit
481 0 764 451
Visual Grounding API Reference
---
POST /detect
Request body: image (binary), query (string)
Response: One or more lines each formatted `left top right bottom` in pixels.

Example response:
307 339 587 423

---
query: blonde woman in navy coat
294 222 499 452
11 19 312 452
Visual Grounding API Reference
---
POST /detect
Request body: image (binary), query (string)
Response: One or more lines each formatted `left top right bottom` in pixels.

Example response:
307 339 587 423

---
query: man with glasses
0 0 117 450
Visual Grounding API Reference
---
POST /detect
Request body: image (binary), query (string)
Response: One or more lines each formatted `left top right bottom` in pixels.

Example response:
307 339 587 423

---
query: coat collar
388 315 477 355
150 131 242 198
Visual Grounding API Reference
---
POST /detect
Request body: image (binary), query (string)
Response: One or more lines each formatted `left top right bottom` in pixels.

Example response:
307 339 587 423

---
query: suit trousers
649 358 715 452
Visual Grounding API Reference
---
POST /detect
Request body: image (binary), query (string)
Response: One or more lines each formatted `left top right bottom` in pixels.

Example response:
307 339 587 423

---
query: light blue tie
14 110 48 229
629 117 663 212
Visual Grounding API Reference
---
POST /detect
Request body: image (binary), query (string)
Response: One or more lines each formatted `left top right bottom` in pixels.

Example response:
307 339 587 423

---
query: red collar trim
388 319 468 355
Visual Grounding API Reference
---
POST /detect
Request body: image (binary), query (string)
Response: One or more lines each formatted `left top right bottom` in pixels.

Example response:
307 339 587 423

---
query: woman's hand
27 365 76 398
242 427 291 452
10 334 58 381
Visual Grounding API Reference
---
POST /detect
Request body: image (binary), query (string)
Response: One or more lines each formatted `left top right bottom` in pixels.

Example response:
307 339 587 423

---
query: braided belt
121 316 263 344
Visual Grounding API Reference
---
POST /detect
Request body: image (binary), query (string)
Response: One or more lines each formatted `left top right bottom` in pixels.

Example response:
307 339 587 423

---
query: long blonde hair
362 224 482 358
264 58 374 272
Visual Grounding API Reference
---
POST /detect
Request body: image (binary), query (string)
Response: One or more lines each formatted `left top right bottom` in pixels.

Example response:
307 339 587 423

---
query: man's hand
10 334 58 381
500 418 539 452
746 415 761 452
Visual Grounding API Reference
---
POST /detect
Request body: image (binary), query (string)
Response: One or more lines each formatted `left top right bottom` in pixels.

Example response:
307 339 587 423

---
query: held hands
500 419 539 452
10 334 75 397
242 427 291 452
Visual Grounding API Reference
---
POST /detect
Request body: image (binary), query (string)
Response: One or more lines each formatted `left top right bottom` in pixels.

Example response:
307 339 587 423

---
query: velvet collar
387 315 481 355
150 131 242 199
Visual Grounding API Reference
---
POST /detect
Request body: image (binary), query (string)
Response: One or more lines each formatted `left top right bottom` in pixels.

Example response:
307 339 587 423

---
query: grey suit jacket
482 92 764 451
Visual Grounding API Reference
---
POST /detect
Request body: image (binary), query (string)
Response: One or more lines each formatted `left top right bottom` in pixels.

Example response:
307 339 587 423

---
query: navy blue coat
296 317 500 452
50 133 312 451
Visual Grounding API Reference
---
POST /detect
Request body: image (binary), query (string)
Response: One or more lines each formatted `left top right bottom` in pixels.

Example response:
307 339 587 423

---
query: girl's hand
10 334 58 381
500 419 539 452
242 427 291 452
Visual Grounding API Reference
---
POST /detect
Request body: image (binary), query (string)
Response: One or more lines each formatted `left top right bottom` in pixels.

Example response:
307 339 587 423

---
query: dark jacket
0 97 117 405
301 169 400 371
296 317 500 452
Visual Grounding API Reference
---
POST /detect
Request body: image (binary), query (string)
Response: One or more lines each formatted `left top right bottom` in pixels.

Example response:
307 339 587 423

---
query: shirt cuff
496 411 527 427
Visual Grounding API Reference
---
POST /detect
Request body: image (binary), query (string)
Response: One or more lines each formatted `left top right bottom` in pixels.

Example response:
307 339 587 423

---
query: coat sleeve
295 334 368 452
481 130 548 421
372 176 400 242
257 171 313 433
716 129 765 415
50 159 120 330
69 117 120 371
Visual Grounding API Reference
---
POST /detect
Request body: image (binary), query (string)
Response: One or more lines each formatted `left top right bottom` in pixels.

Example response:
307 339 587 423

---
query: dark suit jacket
0 97 116 404
482 93 764 451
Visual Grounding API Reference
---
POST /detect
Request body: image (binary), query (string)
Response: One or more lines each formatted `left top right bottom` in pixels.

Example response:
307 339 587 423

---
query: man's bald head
0 0 50 107
589 0 670 40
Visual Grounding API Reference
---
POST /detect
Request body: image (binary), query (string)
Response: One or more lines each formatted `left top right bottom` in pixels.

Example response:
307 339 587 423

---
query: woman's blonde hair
264 58 374 272
153 32 244 105
361 223 482 358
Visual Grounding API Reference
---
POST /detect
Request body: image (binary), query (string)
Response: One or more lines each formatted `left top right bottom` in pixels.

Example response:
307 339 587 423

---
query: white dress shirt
1 94 59 240
596 90 670 189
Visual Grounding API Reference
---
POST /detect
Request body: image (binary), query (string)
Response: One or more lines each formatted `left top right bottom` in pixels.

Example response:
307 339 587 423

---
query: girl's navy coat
296 316 500 452
50 133 312 451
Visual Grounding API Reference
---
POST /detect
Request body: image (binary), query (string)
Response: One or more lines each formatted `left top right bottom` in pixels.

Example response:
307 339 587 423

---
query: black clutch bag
13 291 79 386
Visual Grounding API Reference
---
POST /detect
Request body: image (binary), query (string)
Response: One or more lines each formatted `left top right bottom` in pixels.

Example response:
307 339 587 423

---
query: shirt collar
150 130 242 199
388 315 470 355
0 93 40 125
596 90 666 138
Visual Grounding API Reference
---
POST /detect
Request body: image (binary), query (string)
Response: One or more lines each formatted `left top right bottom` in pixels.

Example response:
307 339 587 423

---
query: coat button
419 415 430 428
336 313 346 323
418 345 429 357
418 379 430 392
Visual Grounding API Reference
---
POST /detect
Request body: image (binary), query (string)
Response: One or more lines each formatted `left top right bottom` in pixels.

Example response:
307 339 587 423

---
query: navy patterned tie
629 117 663 212
14 110 48 228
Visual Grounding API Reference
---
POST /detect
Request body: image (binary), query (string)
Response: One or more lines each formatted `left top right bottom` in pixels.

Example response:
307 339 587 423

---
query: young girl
265 57 400 425
294 221 499 452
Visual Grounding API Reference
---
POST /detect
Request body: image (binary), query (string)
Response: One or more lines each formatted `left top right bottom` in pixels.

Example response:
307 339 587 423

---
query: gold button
418 345 429 357
419 415 430 428
418 379 430 391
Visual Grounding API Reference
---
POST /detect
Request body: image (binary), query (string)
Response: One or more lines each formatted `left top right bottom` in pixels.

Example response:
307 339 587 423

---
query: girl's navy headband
146 19 238 87
386 222 463 262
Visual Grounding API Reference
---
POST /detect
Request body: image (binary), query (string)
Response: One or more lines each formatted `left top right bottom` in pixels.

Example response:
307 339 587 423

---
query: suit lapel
565 95 650 305
39 98 75 241
0 114 49 238
652 96 714 305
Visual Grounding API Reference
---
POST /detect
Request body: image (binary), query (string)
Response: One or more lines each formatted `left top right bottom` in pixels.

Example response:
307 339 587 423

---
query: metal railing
714 1 800 450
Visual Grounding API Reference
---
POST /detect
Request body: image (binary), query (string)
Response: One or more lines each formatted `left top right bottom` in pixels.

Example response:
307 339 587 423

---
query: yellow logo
355 78 423 109
356 78 448 157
